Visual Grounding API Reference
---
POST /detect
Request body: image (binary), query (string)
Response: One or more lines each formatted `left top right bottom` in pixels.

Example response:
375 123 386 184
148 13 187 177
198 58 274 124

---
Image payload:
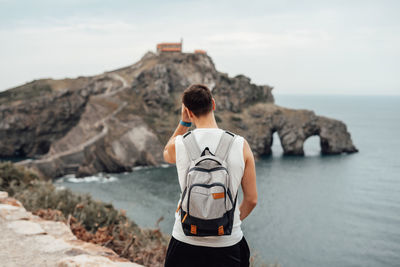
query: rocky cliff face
0 51 357 178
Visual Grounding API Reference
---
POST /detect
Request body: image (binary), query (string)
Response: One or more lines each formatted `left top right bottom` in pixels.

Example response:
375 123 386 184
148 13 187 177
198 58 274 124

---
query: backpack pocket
180 183 235 236
187 183 228 220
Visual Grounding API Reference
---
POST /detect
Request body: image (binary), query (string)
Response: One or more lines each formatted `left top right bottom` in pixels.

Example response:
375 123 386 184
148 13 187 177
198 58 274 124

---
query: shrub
0 161 42 195
0 162 168 267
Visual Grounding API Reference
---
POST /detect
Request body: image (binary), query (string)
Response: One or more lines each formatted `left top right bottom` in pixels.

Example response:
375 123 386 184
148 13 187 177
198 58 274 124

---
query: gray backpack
177 130 237 236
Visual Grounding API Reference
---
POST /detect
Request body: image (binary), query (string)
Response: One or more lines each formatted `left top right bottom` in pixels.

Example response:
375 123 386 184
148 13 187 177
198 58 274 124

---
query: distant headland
0 43 358 179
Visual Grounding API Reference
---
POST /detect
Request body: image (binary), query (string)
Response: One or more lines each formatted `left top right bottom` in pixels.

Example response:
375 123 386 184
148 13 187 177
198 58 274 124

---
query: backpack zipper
188 166 228 173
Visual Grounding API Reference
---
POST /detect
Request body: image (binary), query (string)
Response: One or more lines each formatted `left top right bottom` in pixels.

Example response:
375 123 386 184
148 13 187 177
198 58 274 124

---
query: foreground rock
0 51 357 178
0 191 142 267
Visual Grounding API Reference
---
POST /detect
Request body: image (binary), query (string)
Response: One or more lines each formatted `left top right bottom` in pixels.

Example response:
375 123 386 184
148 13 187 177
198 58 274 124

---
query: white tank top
172 128 245 247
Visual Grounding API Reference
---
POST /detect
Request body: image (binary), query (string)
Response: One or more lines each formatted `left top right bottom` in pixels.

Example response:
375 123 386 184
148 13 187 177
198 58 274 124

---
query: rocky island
0 51 358 179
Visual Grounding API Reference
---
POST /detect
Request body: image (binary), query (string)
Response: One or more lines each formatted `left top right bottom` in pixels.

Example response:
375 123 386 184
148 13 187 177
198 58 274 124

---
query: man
163 84 258 267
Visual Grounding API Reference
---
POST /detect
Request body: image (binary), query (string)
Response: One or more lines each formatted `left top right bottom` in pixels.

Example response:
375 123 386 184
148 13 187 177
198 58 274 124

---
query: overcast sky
0 0 399 95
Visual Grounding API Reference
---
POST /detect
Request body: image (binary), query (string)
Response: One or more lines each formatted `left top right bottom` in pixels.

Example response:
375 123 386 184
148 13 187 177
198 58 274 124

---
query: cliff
0 51 358 178
0 191 143 267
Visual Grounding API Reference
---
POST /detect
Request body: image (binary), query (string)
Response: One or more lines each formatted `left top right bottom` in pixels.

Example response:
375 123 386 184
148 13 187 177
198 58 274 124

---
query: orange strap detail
176 203 181 213
218 225 224 235
181 213 188 223
191 225 197 235
212 192 225 199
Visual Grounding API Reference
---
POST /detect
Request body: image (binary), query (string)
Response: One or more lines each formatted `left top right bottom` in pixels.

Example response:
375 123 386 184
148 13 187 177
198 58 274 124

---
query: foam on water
132 163 171 171
57 173 118 184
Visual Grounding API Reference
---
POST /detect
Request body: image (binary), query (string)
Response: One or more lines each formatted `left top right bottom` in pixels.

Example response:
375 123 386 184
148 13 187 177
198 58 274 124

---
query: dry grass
0 80 53 105
0 162 168 267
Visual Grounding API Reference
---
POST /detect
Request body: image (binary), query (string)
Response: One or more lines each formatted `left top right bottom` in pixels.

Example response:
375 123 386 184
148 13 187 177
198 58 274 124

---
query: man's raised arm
163 104 191 164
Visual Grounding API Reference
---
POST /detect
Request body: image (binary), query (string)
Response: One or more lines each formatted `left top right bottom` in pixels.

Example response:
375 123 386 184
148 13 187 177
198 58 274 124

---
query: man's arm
239 139 258 221
163 104 191 164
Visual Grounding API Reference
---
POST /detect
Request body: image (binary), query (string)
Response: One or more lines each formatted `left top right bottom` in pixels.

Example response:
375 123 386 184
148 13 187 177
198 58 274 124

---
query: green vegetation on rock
0 81 52 105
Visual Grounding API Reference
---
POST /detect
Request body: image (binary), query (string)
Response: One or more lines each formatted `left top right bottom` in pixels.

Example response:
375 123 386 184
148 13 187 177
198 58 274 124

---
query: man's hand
163 104 192 164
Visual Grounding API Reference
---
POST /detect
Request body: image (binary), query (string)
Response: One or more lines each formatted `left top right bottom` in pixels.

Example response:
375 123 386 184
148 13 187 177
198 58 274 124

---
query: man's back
173 128 245 247
162 84 256 267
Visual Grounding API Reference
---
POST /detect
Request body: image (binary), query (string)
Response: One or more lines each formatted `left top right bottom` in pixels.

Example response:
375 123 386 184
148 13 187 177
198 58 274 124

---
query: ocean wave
132 166 148 171
58 173 119 183
132 164 171 171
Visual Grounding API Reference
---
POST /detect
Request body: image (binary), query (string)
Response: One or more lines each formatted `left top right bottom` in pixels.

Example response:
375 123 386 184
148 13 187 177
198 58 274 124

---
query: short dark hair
182 84 213 117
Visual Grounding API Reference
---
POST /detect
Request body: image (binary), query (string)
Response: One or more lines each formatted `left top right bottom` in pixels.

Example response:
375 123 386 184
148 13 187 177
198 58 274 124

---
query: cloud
205 29 334 51
0 1 399 95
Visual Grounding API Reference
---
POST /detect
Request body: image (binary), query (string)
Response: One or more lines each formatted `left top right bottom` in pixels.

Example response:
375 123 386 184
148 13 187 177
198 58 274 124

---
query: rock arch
273 111 358 155
242 104 358 157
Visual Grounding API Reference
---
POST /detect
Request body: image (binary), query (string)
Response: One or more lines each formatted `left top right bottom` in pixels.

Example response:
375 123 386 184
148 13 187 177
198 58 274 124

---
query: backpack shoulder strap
215 131 236 161
182 131 201 161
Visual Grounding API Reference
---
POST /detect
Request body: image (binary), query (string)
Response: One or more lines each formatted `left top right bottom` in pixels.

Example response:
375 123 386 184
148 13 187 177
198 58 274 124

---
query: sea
55 94 400 267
